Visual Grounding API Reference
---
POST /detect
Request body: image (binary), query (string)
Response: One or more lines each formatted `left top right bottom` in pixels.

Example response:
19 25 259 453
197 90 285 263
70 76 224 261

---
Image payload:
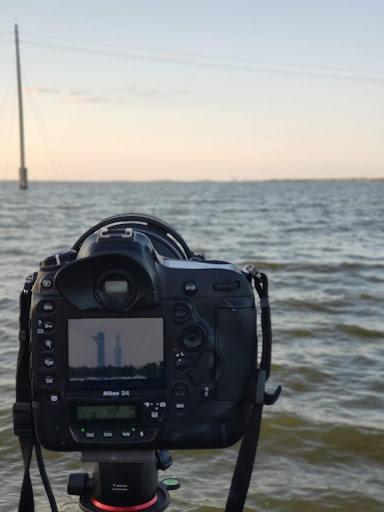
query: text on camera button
44 375 55 386
200 384 215 399
102 430 115 438
120 430 133 439
83 430 97 440
43 301 55 313
182 280 198 296
44 357 55 368
43 320 54 331
49 394 59 403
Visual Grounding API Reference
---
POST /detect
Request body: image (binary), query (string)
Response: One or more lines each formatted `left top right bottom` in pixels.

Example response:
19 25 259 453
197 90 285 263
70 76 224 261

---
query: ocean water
0 180 383 512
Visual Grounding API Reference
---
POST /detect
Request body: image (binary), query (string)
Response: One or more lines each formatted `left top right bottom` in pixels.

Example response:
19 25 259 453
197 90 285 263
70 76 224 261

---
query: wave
336 324 384 339
262 412 384 463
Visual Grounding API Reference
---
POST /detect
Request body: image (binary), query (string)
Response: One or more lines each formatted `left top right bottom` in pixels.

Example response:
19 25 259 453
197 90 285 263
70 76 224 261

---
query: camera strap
225 266 281 512
13 274 59 512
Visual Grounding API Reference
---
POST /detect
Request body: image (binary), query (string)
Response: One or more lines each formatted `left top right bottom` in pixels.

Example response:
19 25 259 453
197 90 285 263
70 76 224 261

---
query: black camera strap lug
255 368 266 405
252 369 282 406
264 382 282 406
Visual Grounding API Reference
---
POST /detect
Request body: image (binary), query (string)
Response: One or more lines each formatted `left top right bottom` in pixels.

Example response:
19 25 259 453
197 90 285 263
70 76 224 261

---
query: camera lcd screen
76 405 137 421
68 318 164 390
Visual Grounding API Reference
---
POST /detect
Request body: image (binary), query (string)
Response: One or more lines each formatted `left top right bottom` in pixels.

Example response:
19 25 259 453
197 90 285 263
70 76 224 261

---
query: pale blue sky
1 1 383 181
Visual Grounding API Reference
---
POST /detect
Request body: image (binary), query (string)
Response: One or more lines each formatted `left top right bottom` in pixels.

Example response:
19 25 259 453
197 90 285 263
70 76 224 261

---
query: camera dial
180 325 205 350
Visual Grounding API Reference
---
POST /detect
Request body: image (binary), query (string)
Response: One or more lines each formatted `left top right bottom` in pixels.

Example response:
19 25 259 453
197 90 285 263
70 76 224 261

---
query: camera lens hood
72 214 194 260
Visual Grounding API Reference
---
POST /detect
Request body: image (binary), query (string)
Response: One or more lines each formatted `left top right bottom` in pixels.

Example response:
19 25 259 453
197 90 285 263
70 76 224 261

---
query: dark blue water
1 180 383 511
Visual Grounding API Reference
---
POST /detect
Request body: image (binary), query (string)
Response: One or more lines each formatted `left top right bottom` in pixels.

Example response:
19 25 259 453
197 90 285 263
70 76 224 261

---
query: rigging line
0 63 15 116
21 40 384 84
22 69 68 182
1 90 17 181
19 30 384 76
0 59 17 181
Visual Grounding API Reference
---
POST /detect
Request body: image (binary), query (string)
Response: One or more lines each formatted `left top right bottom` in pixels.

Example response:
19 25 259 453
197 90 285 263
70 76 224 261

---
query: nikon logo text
102 390 130 397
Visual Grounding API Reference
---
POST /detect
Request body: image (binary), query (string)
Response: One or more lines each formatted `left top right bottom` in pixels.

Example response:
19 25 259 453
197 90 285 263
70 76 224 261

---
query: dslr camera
25 214 259 452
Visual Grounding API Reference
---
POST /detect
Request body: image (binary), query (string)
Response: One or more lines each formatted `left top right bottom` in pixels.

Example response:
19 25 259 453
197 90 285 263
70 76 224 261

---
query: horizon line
1 177 384 183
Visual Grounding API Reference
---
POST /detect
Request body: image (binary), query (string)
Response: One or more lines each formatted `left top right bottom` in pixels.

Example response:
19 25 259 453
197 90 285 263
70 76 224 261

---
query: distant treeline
69 362 163 379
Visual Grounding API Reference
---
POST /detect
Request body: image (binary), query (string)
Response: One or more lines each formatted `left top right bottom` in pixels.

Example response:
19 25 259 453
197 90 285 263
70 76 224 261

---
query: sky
1 0 383 181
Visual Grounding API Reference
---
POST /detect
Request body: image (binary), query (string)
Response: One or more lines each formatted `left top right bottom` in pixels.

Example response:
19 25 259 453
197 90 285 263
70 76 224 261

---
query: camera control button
49 393 59 403
43 339 55 350
102 430 115 439
146 406 163 423
120 430 133 439
182 281 198 296
200 384 215 399
43 301 55 313
42 278 53 289
40 251 77 271
172 383 189 399
83 430 97 440
137 430 146 439
172 302 191 322
44 357 55 368
173 303 190 321
43 320 54 331
44 375 55 386
181 325 205 350
175 355 194 370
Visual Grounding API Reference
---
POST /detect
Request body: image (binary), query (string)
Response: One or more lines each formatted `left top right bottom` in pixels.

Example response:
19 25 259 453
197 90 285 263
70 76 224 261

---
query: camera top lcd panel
30 225 257 451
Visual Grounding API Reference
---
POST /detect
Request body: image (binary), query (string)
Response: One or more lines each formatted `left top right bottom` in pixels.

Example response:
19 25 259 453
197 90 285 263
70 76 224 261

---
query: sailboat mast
15 24 28 190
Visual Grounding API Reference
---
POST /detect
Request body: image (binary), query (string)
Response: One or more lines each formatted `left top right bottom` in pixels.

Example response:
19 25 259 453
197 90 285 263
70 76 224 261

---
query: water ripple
1 180 383 511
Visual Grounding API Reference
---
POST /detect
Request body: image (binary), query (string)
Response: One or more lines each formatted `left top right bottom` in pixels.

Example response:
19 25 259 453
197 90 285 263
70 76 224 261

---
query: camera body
29 219 257 452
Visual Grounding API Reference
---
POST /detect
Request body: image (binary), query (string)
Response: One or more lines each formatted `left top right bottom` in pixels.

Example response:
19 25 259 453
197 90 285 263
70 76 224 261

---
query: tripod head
68 450 179 512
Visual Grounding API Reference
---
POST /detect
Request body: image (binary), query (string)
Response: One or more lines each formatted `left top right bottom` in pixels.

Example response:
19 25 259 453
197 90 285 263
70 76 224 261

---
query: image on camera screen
68 318 164 390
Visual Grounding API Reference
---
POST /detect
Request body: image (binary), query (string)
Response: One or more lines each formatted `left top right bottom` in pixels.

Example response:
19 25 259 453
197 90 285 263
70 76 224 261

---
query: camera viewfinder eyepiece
95 271 137 310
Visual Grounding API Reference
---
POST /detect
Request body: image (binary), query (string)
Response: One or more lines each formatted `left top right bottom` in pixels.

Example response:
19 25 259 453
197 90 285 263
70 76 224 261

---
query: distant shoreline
1 178 383 183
